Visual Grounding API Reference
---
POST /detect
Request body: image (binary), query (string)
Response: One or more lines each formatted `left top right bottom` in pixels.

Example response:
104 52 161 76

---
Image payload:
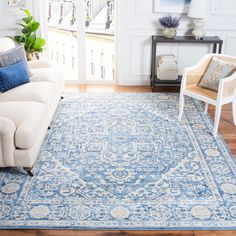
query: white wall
0 0 39 37
1 0 236 86
116 0 236 86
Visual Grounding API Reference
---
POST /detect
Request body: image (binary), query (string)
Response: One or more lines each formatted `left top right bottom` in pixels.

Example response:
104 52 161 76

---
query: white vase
192 19 206 40
162 28 177 39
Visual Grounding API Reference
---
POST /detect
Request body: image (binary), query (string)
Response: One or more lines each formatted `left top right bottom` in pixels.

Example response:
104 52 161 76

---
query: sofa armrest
0 117 16 167
27 60 55 70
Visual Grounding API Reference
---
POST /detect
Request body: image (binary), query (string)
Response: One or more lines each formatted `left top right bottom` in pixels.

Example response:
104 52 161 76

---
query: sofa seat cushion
0 102 46 149
30 67 64 92
0 82 56 110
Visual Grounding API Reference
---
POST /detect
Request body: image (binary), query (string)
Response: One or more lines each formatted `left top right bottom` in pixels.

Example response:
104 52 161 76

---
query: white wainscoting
214 0 236 16
0 0 33 37
116 0 236 86
225 37 236 56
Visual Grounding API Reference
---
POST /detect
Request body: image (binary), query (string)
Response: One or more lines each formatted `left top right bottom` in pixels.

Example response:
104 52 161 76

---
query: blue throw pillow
0 60 29 93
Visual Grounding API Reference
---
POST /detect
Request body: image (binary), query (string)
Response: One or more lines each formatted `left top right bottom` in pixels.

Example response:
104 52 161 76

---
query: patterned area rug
1 93 236 229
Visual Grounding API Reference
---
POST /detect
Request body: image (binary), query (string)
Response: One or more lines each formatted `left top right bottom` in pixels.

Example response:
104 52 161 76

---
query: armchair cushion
198 57 236 92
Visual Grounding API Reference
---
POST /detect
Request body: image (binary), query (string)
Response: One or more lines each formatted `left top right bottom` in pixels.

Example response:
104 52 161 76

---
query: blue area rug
1 93 236 229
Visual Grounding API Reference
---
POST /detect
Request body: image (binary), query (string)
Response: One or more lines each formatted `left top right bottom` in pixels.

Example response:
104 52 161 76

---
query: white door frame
77 0 87 84
33 0 48 58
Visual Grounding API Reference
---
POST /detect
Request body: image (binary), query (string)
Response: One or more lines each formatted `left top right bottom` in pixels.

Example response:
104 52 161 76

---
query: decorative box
157 55 179 80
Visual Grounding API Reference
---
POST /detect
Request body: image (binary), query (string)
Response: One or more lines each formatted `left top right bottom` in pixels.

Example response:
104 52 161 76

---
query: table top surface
152 36 223 43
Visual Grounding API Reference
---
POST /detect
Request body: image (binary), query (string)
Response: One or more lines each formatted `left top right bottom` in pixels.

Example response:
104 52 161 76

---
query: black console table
150 36 223 91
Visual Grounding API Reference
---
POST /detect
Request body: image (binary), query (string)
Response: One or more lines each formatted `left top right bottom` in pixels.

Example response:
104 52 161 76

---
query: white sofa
0 37 64 176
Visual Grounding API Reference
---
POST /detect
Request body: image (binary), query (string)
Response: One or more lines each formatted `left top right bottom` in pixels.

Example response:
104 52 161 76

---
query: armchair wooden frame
178 53 236 137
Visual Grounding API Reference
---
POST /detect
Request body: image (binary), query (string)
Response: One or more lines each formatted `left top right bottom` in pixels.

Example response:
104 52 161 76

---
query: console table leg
213 43 217 53
219 42 223 54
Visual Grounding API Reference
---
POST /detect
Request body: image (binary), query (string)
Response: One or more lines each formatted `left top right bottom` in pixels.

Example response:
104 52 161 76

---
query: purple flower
159 15 180 28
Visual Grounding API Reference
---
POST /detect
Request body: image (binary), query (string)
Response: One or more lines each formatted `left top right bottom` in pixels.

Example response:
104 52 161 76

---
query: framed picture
3 0 26 15
5 0 26 7
154 0 191 14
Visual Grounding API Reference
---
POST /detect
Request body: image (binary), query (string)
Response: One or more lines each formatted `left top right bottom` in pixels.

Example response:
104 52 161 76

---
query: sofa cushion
0 45 31 77
0 37 15 52
30 67 64 92
28 60 55 69
0 102 46 149
0 60 29 93
0 82 56 110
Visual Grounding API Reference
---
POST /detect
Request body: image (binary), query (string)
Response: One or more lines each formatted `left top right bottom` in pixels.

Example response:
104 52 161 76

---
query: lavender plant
159 15 180 28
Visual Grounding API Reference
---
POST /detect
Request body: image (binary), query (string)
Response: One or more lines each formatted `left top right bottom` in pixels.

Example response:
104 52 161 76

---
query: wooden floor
1 85 236 236
1 230 236 236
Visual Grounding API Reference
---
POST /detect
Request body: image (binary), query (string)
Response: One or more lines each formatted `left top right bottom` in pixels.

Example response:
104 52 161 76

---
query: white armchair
178 53 236 137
